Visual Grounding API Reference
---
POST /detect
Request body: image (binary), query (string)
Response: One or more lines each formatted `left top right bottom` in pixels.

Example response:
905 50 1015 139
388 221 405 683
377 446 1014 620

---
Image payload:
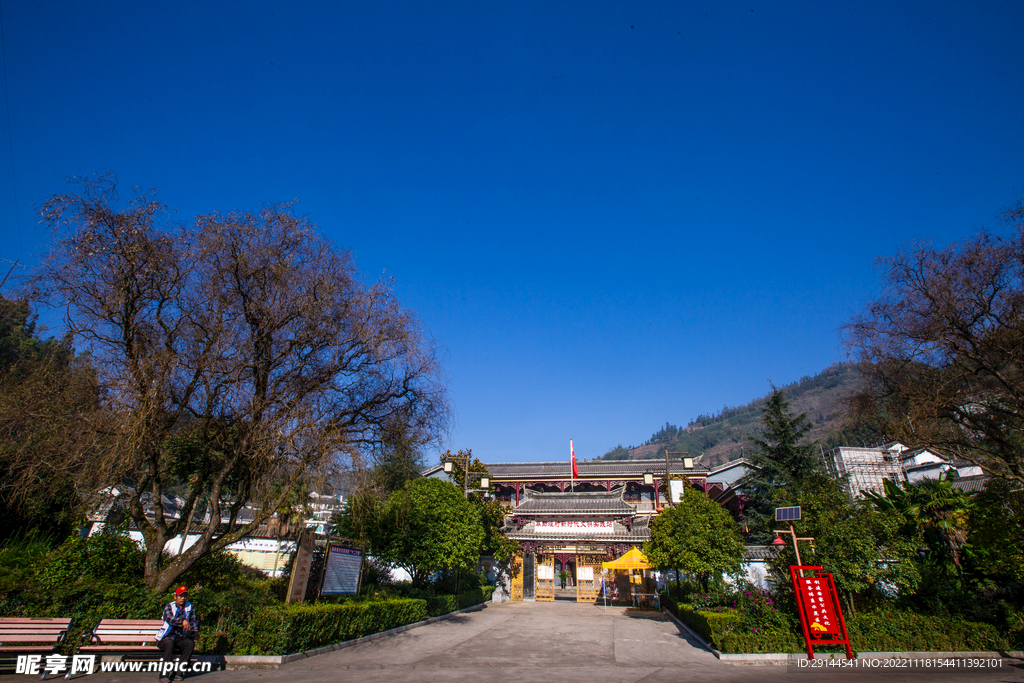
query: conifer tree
741 387 824 543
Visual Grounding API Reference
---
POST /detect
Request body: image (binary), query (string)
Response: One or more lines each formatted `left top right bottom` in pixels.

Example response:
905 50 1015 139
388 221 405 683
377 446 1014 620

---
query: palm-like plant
864 477 974 571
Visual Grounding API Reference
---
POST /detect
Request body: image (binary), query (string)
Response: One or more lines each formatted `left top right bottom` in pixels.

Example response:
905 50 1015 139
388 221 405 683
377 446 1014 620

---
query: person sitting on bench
156 586 199 681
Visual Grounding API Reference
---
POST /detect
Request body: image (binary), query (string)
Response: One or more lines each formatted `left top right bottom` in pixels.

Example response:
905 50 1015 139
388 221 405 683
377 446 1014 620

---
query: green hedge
661 593 1010 654
660 593 741 648
235 598 428 655
424 585 494 616
845 612 1008 653
425 594 458 617
718 632 803 654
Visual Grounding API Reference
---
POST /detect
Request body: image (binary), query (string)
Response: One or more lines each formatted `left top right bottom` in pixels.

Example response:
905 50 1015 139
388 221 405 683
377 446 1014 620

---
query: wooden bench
0 617 73 680
78 619 164 661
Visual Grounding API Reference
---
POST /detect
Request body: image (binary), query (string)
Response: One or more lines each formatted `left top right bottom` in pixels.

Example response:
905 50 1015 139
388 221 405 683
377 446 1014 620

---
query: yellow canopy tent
601 547 651 570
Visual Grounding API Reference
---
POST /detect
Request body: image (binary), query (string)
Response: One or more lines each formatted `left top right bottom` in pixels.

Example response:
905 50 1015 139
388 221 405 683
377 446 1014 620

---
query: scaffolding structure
823 444 905 498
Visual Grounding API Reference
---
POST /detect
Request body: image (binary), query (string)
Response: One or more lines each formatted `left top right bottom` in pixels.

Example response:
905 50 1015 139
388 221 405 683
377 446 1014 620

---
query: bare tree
843 203 1024 485
32 174 447 592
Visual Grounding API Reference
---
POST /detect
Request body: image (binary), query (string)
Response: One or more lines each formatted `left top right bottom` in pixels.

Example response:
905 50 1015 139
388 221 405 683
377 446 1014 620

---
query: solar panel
775 506 801 522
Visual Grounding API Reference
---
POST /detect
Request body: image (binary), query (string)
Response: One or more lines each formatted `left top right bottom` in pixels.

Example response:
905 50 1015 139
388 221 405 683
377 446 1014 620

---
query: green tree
644 490 745 592
864 478 974 575
437 450 519 563
376 478 483 586
771 475 921 613
965 478 1024 587
475 496 519 564
741 388 824 543
0 296 99 542
335 422 429 547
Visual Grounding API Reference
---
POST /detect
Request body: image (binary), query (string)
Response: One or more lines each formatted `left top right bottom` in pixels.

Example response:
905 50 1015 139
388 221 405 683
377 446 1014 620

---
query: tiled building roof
513 487 635 515
505 515 651 543
485 460 709 479
951 475 991 493
743 545 780 561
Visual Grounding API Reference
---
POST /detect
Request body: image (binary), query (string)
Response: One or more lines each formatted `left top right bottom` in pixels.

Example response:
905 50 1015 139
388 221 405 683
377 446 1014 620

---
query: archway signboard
790 566 853 660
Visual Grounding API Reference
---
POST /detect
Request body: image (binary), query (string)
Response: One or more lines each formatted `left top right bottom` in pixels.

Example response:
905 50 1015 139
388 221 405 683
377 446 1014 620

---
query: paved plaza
7 601 1021 683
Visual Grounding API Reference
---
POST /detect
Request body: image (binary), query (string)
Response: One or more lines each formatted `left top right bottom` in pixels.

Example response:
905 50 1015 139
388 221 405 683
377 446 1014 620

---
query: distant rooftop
484 460 709 479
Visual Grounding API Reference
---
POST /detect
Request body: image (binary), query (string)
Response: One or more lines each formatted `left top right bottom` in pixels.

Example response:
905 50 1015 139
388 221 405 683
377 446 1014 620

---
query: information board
789 566 852 659
321 544 364 595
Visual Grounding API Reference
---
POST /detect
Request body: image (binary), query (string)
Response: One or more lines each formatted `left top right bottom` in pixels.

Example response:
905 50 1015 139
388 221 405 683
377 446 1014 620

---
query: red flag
571 439 579 480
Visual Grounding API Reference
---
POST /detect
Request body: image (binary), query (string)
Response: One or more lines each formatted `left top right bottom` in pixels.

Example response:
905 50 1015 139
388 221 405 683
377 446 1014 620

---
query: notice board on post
320 543 364 596
789 566 853 660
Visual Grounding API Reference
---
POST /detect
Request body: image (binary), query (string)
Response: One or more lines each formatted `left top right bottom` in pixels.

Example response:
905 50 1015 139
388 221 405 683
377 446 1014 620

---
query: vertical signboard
286 531 315 604
320 543 364 595
789 566 853 659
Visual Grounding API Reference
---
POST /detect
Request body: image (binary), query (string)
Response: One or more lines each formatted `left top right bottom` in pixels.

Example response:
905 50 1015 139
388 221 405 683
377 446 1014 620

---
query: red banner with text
789 566 853 659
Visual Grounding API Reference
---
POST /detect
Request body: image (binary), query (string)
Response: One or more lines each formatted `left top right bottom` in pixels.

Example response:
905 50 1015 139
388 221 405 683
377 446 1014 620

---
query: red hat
174 586 188 596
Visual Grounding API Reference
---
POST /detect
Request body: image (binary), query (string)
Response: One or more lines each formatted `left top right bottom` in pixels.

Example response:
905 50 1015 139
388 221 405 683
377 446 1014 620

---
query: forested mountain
600 363 881 468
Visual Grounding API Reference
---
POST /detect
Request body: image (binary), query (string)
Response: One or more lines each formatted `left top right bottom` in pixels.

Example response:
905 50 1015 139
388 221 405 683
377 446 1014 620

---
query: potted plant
558 570 569 589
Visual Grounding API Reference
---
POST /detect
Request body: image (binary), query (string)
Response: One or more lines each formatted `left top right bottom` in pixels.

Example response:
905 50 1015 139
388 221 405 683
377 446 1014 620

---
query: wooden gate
575 554 602 603
510 555 523 601
536 554 555 601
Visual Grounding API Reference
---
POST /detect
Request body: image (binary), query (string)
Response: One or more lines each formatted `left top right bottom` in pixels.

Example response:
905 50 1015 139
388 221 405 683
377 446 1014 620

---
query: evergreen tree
0 295 97 543
741 387 824 543
644 490 745 593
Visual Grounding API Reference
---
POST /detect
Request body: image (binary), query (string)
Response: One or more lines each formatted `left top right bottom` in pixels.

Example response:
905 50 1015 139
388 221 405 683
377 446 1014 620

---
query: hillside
600 363 873 468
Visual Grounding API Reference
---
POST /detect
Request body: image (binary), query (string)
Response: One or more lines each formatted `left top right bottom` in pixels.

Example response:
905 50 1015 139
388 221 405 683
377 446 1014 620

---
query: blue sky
0 2 1021 463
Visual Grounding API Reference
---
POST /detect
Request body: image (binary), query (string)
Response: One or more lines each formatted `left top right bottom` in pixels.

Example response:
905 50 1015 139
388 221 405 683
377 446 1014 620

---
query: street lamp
772 509 815 577
662 448 693 507
442 454 491 498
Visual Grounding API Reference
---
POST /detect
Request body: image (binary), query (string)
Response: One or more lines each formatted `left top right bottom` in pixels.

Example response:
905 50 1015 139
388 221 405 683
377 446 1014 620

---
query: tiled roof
505 515 651 542
512 487 636 515
904 461 949 473
951 475 991 493
743 545 779 561
708 458 752 475
951 459 982 468
899 446 943 461
485 460 709 478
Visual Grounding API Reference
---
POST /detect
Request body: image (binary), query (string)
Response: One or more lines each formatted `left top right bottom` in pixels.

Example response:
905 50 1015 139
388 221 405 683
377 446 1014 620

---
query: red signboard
790 566 853 659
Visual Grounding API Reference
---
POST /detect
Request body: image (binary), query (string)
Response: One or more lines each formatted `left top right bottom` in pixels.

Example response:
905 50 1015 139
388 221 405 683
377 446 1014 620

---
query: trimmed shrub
424 586 493 616
425 595 457 617
235 598 428 655
458 585 494 608
661 593 741 647
719 631 803 654
846 611 1008 653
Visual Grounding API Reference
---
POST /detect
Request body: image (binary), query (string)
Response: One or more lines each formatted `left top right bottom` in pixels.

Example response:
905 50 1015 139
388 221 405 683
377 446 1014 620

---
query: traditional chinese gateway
477 460 711 602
